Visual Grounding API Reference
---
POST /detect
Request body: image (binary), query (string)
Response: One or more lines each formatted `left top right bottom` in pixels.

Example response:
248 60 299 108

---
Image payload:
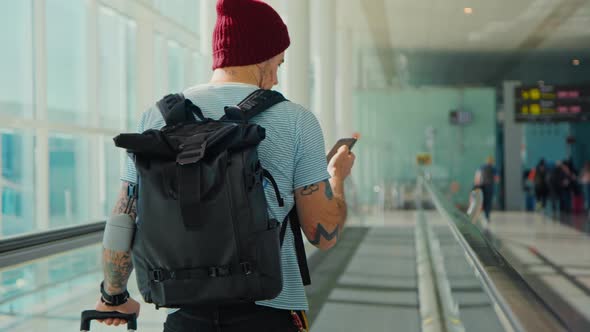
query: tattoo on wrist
309 223 339 245
301 183 319 196
323 180 334 200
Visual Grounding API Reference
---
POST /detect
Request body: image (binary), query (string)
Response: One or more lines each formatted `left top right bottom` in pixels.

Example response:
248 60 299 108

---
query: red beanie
212 0 290 69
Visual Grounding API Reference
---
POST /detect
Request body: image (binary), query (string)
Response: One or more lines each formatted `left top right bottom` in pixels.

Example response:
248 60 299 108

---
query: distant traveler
558 161 576 215
474 156 499 221
548 161 564 216
94 0 356 331
583 162 590 211
531 159 549 210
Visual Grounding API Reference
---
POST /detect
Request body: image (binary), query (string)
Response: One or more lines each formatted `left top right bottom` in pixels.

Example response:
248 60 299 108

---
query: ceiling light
464 7 473 14
572 59 581 66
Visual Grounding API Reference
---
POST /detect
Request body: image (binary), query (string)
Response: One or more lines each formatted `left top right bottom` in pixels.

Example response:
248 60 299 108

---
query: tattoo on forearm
104 182 136 295
323 180 334 200
301 183 319 196
102 249 133 295
309 223 340 245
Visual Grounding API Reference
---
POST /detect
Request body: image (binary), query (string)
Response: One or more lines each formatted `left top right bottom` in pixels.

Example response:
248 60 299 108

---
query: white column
336 28 353 139
311 0 336 148
200 0 216 80
87 0 101 221
0 136 3 233
33 0 49 230
284 0 310 109
136 12 155 114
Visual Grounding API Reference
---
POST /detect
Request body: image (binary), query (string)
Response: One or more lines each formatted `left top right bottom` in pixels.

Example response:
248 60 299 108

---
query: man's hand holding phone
328 142 356 181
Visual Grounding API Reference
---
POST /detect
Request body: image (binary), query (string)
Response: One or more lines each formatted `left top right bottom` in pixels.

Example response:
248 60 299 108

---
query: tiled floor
489 211 590 323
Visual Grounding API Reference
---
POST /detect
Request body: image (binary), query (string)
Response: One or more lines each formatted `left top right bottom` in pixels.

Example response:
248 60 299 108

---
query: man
474 156 499 222
95 0 356 331
532 159 549 210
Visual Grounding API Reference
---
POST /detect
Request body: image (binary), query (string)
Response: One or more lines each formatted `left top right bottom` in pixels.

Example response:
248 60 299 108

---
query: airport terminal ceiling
336 0 590 87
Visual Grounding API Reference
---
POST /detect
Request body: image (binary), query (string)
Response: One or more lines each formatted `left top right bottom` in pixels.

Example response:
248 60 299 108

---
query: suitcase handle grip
80 310 137 331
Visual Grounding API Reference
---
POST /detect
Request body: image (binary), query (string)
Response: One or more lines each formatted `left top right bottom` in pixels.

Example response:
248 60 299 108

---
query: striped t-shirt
121 82 329 311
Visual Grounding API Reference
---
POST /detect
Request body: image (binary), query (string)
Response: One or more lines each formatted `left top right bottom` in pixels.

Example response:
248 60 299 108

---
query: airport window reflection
167 40 187 93
48 134 89 228
153 0 200 33
0 0 34 119
0 0 202 239
154 33 167 98
98 7 137 130
46 0 87 125
0 130 35 238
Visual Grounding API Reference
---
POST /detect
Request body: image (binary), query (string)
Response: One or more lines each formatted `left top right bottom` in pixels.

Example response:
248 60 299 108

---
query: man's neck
210 66 259 86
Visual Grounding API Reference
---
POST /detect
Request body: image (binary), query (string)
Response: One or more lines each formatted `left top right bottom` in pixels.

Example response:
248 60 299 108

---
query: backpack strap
280 208 312 286
156 93 207 126
221 89 287 122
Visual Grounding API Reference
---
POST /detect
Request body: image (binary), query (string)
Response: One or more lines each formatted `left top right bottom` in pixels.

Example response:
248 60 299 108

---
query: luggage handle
80 310 137 332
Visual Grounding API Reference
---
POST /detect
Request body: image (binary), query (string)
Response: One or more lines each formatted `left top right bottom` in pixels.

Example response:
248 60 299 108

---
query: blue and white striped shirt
122 82 329 311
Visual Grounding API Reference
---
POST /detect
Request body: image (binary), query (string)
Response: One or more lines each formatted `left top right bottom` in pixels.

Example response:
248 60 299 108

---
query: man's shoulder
272 99 308 115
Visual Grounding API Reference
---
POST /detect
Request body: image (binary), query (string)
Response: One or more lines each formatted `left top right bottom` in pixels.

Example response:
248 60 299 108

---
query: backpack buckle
208 266 231 278
177 141 207 165
152 269 164 282
240 262 253 276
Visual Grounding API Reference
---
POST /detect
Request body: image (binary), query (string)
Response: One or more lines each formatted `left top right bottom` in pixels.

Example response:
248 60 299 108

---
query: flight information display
515 84 590 122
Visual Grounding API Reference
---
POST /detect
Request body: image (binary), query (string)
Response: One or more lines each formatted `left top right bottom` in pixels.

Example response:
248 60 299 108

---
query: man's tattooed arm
103 182 136 295
296 177 347 250
308 224 340 245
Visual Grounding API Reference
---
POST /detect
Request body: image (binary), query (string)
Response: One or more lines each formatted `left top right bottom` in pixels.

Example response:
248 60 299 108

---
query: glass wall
152 0 200 33
0 0 34 119
46 0 88 125
154 32 167 98
0 130 35 237
0 0 201 238
98 7 137 130
167 40 186 93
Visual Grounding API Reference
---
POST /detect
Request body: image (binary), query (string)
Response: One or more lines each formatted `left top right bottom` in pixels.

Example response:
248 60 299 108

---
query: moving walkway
0 178 572 331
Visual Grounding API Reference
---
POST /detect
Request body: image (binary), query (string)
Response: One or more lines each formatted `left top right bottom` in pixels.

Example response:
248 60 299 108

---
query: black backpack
114 89 309 308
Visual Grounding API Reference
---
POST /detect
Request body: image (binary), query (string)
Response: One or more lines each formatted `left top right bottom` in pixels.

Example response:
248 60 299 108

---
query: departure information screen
515 84 590 122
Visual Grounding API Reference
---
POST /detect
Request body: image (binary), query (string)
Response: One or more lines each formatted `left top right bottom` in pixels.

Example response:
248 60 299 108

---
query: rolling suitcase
80 310 137 332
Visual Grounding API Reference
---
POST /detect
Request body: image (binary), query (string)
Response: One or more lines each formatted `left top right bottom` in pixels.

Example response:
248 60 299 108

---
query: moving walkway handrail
0 221 105 268
423 179 527 332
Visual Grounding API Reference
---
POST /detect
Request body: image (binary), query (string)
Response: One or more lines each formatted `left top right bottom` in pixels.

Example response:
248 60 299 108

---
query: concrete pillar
311 0 336 148
336 28 353 139
283 0 310 109
503 81 524 210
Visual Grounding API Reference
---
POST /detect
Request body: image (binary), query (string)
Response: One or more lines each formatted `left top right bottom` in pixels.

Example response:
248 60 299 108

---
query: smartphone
327 138 357 162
